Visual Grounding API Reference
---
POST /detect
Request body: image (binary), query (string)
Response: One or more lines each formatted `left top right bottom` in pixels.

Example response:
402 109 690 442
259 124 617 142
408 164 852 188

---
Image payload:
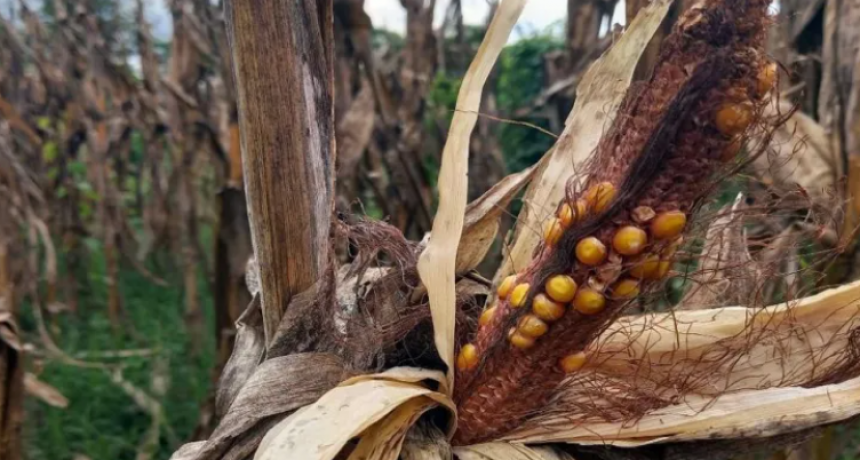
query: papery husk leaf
457 166 537 274
679 194 758 309
502 280 860 445
454 443 575 460
170 353 347 460
493 0 674 286
254 367 455 460
417 0 527 394
754 99 838 205
215 296 264 417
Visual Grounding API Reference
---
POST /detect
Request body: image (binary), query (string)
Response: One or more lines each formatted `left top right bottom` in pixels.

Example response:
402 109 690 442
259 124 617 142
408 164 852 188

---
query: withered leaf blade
503 280 860 446
457 166 537 274
24 372 68 409
679 193 759 309
753 99 837 205
454 442 575 460
215 296 264 417
254 368 455 460
417 0 527 394
172 353 347 460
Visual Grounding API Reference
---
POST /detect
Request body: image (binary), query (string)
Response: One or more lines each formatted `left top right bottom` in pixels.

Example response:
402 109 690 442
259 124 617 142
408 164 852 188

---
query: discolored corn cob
453 0 774 445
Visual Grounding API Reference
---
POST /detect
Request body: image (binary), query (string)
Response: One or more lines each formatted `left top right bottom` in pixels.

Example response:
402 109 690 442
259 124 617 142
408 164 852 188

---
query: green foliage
426 31 564 172
22 242 215 460
495 34 564 172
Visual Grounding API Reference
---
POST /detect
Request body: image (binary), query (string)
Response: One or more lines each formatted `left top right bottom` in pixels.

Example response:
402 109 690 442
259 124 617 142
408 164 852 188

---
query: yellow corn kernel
532 293 566 322
545 275 578 303
479 306 497 327
715 102 754 136
509 331 536 349
558 203 575 228
650 211 687 239
497 275 517 300
575 199 588 222
630 254 660 279
517 314 548 338
611 278 640 299
757 62 778 96
654 260 672 279
573 288 606 315
575 237 607 266
456 344 479 371
585 182 616 213
612 225 648 256
544 217 564 246
510 283 531 308
560 352 587 373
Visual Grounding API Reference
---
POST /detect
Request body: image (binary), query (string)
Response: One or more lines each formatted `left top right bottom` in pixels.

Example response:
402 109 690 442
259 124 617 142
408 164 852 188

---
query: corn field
3 0 860 459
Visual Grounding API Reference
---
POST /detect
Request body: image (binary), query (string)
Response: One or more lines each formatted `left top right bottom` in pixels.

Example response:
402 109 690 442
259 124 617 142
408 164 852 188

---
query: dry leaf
215 296 264 417
24 372 68 408
504 280 860 445
457 166 537 274
508 376 860 446
254 367 455 460
417 0 527 394
454 443 574 460
172 353 347 460
679 193 759 309
753 99 837 205
493 0 675 284
349 398 439 460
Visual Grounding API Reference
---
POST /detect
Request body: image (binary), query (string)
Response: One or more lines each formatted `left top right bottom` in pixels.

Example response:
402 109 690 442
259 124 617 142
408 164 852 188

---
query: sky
364 0 623 38
137 0 627 43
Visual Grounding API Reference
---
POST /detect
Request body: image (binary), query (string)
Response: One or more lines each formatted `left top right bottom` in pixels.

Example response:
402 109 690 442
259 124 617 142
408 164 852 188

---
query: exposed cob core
453 0 774 445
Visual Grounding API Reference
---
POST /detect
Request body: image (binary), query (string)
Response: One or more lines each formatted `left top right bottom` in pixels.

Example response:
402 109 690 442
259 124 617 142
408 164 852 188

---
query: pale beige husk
417 0 528 394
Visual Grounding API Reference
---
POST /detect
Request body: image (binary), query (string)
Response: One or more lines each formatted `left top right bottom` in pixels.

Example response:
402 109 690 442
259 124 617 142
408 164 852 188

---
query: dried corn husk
504 279 860 445
254 368 454 460
417 0 528 395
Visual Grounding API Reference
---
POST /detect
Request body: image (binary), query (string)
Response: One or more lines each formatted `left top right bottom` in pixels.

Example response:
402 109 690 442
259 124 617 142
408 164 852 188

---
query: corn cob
453 0 775 445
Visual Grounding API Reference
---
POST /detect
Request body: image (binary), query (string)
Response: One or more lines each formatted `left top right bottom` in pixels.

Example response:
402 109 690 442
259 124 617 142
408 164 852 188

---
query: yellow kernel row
457 343 479 370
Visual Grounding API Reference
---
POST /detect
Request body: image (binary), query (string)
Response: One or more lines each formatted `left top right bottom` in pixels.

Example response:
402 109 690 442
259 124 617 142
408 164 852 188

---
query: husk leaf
417 0 527 394
503 280 860 445
454 443 575 460
457 166 537 274
254 367 455 460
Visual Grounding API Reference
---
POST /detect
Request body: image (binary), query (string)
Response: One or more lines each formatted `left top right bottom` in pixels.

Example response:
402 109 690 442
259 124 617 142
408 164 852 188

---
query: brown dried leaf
679 194 759 309
255 368 455 460
215 296 264 417
173 353 346 460
417 0 526 394
24 372 68 408
754 99 837 205
454 443 575 460
457 166 537 274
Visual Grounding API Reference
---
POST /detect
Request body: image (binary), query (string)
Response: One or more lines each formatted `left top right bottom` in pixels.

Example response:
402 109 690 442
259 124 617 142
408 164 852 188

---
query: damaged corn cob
453 0 775 445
